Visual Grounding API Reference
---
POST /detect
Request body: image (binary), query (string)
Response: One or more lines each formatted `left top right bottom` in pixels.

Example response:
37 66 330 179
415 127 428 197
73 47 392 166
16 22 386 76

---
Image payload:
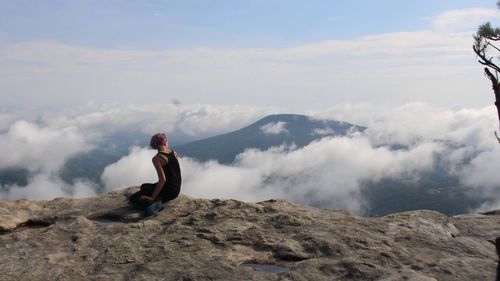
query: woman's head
150 132 168 149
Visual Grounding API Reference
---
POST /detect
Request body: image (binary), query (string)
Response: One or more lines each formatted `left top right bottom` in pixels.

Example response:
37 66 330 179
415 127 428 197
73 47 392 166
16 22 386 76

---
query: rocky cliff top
0 187 499 281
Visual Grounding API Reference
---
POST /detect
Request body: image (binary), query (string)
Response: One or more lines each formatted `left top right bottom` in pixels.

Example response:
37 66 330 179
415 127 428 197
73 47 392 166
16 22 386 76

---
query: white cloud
309 103 500 211
1 7 498 109
101 146 157 191
311 127 334 136
0 112 15 132
174 105 273 138
39 103 273 141
180 158 266 202
0 120 90 172
0 118 97 200
474 199 500 213
0 173 97 200
260 121 288 135
431 8 500 31
308 103 498 148
460 146 500 192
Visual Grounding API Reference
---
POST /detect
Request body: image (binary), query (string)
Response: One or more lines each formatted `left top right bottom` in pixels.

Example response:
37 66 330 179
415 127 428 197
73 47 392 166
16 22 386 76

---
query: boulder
0 186 498 280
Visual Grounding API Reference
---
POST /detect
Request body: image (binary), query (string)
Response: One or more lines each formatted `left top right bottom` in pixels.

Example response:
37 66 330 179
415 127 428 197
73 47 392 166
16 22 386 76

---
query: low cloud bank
0 120 89 172
1 103 499 215
0 104 271 200
37 103 273 141
311 103 500 208
101 147 158 189
102 136 442 214
2 174 97 200
101 103 500 214
0 120 96 199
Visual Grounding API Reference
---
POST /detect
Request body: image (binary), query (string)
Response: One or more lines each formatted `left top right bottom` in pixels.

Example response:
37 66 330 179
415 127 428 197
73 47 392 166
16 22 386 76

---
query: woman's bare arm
141 156 166 201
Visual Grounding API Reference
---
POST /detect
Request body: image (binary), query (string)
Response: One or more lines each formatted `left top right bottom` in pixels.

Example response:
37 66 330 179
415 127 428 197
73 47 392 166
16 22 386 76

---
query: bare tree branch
474 46 500 74
487 41 500 52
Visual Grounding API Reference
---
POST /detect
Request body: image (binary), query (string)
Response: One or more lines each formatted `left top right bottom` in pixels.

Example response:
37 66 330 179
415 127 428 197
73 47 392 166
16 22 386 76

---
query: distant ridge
173 114 364 164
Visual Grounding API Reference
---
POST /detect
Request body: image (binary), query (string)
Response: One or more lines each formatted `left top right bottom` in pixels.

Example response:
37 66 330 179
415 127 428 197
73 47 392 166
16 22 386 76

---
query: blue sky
1 0 500 109
0 0 495 49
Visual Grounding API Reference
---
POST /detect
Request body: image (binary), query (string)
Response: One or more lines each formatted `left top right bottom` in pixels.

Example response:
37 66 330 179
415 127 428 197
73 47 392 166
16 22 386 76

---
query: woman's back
158 151 181 185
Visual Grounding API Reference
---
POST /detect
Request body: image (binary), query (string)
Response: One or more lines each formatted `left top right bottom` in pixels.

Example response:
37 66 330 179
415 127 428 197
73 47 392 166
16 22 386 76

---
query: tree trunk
495 98 500 131
496 237 500 281
485 68 500 130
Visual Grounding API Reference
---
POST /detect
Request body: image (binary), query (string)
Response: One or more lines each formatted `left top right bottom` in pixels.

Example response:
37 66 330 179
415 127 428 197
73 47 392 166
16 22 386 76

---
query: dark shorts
129 183 181 210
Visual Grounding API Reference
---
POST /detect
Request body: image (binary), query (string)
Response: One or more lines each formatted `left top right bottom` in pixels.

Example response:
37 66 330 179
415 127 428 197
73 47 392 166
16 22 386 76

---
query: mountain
0 187 498 280
173 114 364 164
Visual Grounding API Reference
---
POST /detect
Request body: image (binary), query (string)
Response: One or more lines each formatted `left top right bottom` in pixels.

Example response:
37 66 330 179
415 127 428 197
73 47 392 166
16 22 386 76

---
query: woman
129 132 182 214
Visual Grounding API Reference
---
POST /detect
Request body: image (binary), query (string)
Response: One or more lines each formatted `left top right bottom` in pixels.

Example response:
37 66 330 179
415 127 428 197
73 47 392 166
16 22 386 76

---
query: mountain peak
254 114 310 123
174 114 363 164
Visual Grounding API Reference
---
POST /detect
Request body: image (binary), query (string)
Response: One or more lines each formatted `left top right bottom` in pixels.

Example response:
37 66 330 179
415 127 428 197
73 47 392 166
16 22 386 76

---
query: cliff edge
0 187 498 281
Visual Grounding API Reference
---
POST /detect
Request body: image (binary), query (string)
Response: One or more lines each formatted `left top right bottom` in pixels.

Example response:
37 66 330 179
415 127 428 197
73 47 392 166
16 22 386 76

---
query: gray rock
0 186 498 281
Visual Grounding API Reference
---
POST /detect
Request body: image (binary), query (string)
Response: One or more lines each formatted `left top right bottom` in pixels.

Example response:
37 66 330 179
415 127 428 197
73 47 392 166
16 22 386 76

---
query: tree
473 1 500 142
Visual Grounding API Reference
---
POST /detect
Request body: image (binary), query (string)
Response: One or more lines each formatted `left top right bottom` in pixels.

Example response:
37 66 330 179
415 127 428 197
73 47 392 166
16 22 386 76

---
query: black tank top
158 151 182 188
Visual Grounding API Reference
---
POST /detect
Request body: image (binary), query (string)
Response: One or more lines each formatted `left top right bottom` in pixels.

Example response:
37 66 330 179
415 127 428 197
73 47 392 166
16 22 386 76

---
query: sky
1 0 500 110
1 1 500 213
0 0 496 48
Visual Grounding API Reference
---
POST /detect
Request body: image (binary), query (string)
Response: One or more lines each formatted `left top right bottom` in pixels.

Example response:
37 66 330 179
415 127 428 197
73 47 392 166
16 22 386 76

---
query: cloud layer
0 120 96 199
1 8 498 109
0 104 273 200
1 102 499 215
100 133 444 213
94 102 500 214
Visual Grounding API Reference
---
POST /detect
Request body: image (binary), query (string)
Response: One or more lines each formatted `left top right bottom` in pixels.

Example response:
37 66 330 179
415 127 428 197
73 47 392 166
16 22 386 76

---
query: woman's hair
150 132 168 149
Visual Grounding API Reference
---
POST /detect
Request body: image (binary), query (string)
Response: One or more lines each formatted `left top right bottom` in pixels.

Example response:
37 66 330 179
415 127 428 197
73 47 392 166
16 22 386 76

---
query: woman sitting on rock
129 132 182 215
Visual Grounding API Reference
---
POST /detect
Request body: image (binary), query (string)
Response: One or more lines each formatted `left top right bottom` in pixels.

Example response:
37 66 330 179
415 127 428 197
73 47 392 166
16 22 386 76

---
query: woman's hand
139 195 154 202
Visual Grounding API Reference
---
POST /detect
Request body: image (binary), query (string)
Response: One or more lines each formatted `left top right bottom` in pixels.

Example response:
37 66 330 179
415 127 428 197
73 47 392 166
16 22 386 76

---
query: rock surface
0 187 499 281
